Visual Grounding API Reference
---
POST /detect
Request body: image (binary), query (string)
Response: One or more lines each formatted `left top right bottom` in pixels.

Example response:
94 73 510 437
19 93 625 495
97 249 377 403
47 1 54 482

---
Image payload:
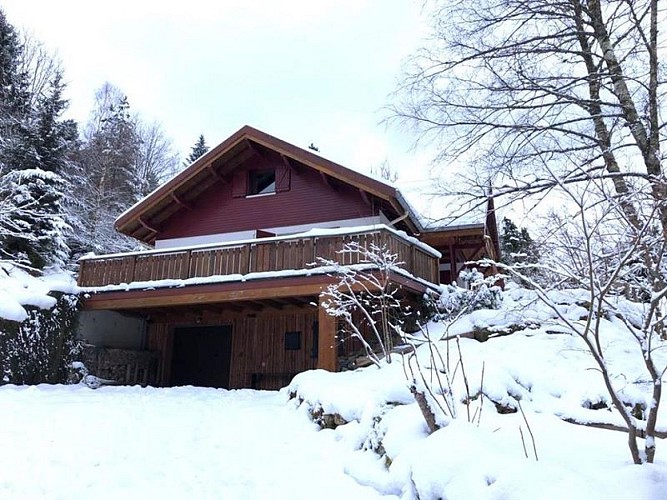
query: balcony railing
78 226 440 288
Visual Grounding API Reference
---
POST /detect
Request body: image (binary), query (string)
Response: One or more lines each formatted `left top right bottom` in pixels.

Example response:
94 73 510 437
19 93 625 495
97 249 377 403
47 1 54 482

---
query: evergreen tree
500 217 538 266
0 11 76 269
70 82 180 256
71 91 141 255
184 134 208 166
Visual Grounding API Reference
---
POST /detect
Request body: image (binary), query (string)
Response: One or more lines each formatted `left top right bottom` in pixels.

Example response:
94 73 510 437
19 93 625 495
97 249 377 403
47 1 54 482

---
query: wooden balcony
78 226 440 289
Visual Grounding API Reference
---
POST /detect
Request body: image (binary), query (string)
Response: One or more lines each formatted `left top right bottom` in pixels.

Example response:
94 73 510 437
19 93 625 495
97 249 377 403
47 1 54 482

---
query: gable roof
116 125 421 244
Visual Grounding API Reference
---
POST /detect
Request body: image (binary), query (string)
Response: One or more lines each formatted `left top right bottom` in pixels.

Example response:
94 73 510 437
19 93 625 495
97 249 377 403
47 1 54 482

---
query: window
248 169 276 196
284 331 301 351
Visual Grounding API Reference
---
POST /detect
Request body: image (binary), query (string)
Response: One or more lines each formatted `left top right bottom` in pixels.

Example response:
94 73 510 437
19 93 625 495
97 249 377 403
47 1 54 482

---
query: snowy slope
1 284 666 499
289 284 667 499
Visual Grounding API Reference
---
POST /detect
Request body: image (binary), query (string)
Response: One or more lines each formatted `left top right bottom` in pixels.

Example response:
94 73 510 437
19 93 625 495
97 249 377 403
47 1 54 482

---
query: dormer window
248 169 276 196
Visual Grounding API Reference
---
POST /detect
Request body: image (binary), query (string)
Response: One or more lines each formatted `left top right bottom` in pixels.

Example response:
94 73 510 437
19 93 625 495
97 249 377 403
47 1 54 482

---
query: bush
435 269 502 320
0 292 81 385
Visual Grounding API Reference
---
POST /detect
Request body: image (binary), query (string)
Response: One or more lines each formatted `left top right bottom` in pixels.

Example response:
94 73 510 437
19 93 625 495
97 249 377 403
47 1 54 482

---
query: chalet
77 125 499 389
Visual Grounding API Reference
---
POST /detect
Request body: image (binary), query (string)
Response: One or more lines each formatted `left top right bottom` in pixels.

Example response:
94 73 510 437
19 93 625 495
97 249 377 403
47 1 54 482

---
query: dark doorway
170 325 233 388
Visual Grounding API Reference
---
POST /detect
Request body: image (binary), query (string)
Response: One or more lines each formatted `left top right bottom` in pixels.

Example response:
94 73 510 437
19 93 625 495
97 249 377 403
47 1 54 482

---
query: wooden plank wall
147 308 319 390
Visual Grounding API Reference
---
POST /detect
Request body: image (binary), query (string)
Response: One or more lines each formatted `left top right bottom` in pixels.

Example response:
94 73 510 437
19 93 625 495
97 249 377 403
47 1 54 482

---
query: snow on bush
0 263 81 384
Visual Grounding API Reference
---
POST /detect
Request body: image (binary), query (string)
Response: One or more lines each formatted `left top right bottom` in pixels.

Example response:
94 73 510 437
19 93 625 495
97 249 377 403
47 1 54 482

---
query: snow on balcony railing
78 225 440 288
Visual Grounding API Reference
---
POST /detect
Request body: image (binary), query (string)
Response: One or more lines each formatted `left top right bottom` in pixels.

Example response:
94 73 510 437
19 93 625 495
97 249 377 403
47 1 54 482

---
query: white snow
0 263 78 322
0 385 390 499
2 284 667 498
288 284 667 499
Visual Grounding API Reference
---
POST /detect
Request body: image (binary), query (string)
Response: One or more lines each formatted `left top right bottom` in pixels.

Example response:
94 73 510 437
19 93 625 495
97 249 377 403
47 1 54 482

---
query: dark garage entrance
170 325 233 388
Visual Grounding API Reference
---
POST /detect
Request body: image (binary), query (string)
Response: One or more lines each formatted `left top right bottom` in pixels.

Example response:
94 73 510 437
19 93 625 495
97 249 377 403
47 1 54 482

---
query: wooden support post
78 259 89 286
317 294 337 371
449 244 456 284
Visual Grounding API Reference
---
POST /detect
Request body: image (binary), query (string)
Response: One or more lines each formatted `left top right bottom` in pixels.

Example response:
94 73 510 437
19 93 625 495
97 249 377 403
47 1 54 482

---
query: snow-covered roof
400 189 489 231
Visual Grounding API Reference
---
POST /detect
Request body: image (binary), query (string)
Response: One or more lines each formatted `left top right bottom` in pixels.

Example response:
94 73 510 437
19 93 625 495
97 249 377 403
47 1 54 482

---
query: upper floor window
248 169 276 196
232 164 289 198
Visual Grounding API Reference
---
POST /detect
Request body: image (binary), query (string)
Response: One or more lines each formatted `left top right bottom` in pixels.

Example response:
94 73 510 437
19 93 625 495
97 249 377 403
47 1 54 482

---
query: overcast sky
3 0 440 191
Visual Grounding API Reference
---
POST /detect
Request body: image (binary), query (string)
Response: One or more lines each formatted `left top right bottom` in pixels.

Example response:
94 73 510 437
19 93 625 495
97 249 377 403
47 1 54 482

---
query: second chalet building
77 126 499 389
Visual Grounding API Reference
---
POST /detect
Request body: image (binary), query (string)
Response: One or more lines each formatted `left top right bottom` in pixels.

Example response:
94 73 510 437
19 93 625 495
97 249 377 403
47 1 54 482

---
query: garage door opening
170 325 233 388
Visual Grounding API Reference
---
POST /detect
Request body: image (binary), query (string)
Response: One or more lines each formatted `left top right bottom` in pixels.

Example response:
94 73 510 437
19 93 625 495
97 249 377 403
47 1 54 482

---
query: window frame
247 169 276 196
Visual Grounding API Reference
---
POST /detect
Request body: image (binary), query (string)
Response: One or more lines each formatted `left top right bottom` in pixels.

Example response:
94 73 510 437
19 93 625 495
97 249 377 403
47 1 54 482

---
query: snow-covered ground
1 283 667 499
0 385 387 499
0 377 664 500
287 284 667 499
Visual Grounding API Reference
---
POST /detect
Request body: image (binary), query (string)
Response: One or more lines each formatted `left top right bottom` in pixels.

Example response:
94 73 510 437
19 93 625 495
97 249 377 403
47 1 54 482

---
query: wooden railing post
127 255 137 283
182 250 192 279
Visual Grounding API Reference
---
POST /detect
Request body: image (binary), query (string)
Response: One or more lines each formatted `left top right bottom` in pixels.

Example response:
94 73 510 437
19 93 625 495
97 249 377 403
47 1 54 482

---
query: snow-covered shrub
435 269 502 320
0 292 81 384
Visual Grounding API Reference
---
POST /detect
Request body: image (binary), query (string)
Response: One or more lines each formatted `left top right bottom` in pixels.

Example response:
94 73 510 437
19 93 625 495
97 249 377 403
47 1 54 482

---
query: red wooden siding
159 155 376 240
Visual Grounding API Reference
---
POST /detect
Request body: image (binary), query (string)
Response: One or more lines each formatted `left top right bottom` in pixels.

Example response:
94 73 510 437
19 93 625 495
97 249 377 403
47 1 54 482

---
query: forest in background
0 10 210 274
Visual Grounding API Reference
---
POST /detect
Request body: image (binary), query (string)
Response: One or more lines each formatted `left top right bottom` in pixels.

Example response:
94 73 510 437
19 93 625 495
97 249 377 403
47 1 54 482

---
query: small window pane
285 331 301 351
248 169 276 195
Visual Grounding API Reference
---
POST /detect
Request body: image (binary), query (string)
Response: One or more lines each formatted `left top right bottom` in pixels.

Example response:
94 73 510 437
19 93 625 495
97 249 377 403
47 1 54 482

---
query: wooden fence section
79 228 439 287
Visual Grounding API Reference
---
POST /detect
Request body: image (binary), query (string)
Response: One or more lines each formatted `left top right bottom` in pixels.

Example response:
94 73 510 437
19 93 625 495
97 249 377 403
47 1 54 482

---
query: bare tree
83 82 127 140
370 159 398 183
394 0 663 218
319 242 406 366
393 0 666 463
17 30 62 106
320 243 501 435
135 119 180 196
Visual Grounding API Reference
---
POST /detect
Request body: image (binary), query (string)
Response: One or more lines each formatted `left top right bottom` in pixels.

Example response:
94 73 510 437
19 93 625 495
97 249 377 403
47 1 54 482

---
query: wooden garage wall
147 308 319 390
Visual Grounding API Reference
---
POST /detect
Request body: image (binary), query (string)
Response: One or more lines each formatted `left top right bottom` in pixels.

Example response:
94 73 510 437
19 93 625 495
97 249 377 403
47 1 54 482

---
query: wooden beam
138 216 159 234
319 172 337 190
244 138 264 158
358 189 371 207
224 303 244 313
280 154 302 175
317 294 337 371
288 296 317 307
207 164 224 181
170 192 193 211
83 280 330 310
264 299 284 310
244 301 264 311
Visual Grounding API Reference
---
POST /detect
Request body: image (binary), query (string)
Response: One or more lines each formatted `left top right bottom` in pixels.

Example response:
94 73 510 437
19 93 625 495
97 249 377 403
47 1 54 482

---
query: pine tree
70 88 142 255
184 134 208 166
69 83 180 256
500 218 538 266
0 11 76 269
